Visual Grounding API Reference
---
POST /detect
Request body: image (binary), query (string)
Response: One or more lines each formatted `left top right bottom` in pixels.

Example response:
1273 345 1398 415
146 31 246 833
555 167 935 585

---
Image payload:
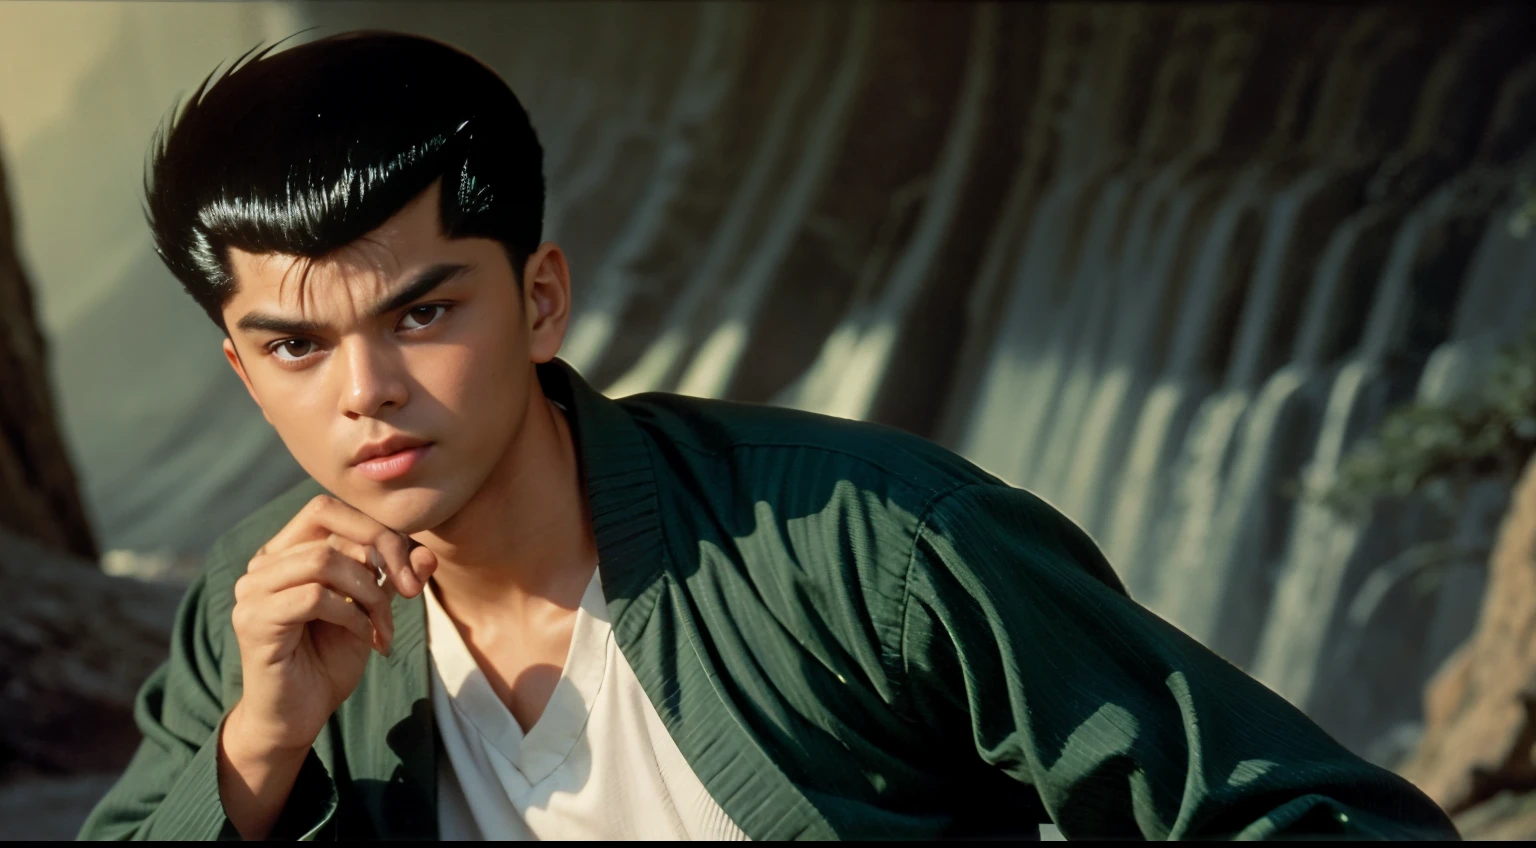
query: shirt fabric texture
79 358 1461 840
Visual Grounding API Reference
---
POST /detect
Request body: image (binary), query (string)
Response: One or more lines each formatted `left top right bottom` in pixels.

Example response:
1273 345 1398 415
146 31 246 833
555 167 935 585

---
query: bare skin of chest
450 607 579 733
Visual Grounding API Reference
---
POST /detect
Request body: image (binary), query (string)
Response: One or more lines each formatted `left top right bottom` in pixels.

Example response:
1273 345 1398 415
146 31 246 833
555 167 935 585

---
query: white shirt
425 569 749 841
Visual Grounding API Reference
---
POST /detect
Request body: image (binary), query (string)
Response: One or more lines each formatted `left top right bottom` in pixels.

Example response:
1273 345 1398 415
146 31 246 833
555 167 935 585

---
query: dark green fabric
80 359 1459 840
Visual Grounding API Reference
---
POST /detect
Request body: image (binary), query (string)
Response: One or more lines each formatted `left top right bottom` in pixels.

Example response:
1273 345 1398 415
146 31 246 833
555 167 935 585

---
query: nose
335 337 409 419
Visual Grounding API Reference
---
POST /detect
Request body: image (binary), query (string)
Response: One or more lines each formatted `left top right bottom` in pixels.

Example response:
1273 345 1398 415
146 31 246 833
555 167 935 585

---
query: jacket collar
535 357 669 625
377 358 668 823
543 359 835 839
382 358 833 840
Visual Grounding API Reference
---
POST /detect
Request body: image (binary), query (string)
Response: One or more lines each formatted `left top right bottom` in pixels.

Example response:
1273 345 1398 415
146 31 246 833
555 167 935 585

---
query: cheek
443 300 527 401
410 345 479 409
409 336 523 426
259 384 341 472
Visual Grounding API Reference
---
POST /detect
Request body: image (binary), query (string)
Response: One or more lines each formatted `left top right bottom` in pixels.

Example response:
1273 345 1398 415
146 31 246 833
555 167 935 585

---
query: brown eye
272 339 316 361
400 304 446 331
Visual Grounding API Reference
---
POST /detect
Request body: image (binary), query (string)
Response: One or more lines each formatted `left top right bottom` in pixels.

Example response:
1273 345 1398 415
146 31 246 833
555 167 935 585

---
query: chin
350 484 465 535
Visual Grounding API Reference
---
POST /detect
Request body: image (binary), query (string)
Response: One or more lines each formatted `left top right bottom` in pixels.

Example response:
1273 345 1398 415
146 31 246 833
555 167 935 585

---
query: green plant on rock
1310 322 1536 520
1294 323 1536 636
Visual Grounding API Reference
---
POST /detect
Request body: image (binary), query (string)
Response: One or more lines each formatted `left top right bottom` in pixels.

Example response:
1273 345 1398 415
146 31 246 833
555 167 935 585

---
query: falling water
65 2 1536 774
1251 174 1508 749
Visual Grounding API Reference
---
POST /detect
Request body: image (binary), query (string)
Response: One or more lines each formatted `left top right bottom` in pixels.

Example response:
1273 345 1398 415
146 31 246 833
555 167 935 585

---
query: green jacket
80 359 1458 840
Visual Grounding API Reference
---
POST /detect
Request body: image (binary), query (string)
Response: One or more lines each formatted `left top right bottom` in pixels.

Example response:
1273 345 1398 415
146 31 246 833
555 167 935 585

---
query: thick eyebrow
366 262 472 318
234 313 324 335
233 263 472 335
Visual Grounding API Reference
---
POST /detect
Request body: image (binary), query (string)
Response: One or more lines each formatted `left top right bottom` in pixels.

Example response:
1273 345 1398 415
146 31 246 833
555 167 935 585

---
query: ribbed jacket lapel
543 359 836 840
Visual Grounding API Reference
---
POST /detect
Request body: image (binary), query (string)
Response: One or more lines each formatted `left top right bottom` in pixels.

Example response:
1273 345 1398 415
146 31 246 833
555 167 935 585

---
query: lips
351 436 433 483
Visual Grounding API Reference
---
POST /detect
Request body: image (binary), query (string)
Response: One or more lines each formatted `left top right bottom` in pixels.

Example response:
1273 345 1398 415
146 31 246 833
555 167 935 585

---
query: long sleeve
77 564 337 840
898 482 1459 840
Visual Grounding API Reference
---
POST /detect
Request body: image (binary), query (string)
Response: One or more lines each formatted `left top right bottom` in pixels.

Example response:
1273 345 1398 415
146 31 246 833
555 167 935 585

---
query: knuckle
323 554 353 584
379 536 409 566
234 573 263 603
306 494 335 515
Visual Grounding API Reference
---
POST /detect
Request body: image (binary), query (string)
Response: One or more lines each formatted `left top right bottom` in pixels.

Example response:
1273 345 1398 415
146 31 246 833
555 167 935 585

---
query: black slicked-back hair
145 30 545 328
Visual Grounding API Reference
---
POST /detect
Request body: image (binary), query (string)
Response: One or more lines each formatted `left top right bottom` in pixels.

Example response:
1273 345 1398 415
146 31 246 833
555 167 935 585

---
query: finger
366 531 419 598
345 594 394 656
266 495 422 597
262 494 346 551
270 583 375 648
330 558 394 651
409 544 438 585
246 540 318 574
324 535 395 595
325 533 373 569
245 547 395 649
263 495 377 553
248 537 336 574
318 549 395 647
308 499 419 597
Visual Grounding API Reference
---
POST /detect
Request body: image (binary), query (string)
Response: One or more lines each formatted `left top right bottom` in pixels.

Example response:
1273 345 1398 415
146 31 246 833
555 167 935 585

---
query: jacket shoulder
615 393 1005 684
617 392 1001 500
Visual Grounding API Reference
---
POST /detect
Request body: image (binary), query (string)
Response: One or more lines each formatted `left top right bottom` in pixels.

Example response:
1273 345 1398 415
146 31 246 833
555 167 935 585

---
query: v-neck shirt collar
378 359 836 840
423 568 609 786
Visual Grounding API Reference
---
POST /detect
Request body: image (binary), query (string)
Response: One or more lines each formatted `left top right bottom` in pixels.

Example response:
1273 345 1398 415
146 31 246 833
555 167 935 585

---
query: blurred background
3 0 1536 839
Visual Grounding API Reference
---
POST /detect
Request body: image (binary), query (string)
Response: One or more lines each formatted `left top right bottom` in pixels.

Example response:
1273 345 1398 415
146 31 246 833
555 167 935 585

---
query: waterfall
1159 205 1407 667
961 173 1108 483
671 4 874 401
1005 176 1139 489
601 6 839 399
280 0 1536 764
780 5 997 419
34 2 1536 773
1251 174 1509 750
558 4 752 374
1053 172 1206 533
1099 168 1268 591
1148 168 1357 642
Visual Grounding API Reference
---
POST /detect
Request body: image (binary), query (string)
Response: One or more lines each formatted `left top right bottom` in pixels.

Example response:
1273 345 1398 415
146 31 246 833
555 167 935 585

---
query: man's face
221 181 566 534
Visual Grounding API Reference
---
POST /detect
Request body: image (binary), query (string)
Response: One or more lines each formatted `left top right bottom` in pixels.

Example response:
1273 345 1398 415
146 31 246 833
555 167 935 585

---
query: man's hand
217 494 438 839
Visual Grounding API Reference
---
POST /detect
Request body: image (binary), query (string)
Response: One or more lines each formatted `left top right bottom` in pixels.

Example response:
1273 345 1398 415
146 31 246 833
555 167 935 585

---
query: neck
413 375 597 618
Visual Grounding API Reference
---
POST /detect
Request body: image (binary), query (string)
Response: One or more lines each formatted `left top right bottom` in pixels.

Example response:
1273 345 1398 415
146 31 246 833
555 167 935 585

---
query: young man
80 31 1457 841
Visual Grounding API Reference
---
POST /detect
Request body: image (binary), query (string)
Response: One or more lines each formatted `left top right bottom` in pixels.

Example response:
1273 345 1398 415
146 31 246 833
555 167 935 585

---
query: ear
522 242 572 364
223 337 271 424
